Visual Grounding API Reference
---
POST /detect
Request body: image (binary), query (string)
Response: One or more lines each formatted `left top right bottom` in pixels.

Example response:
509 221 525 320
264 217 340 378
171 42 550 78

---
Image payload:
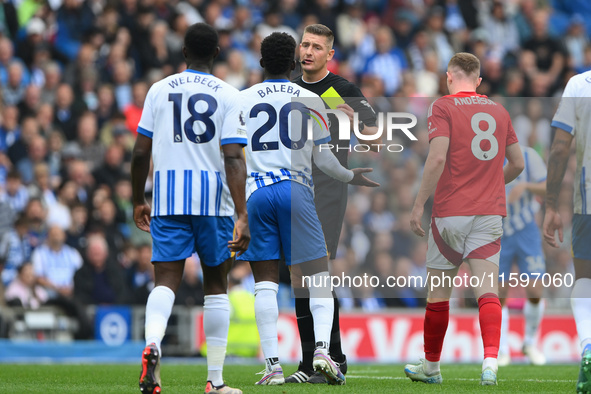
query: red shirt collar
447 91 488 98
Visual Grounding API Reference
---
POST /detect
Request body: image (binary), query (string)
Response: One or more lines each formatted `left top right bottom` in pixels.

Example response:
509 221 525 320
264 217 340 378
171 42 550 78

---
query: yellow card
321 87 345 109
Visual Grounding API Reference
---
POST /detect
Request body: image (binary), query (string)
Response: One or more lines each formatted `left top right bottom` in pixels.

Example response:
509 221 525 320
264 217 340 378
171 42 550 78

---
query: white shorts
426 215 503 270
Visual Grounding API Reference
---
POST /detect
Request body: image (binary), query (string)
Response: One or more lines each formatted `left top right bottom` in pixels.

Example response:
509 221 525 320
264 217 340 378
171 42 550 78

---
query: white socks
145 285 176 355
308 271 334 345
483 357 498 372
253 273 334 365
500 300 544 355
204 294 230 387
499 306 510 355
523 299 544 347
145 287 232 387
571 278 591 352
254 281 279 362
425 360 440 375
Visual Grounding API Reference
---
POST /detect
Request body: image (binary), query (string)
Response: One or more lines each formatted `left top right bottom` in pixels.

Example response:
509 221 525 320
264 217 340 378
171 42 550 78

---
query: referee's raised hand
336 103 355 124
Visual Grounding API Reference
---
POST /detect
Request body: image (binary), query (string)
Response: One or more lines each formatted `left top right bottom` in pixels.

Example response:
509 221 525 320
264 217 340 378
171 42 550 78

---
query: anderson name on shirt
453 96 497 106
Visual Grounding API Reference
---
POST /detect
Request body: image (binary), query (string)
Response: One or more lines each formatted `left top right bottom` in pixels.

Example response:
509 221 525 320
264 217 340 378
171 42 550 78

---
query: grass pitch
0 362 579 393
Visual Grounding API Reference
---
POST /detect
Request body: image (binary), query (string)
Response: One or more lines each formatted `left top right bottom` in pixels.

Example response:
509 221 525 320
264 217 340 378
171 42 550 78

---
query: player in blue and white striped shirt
131 23 248 394
237 32 377 387
498 145 547 366
545 70 591 392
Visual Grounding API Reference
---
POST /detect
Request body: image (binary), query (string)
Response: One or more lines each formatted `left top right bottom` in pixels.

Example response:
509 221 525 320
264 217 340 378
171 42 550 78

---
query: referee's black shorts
313 175 348 260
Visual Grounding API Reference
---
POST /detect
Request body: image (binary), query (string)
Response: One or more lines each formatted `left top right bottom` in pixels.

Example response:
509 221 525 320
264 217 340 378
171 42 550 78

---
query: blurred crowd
0 0 585 326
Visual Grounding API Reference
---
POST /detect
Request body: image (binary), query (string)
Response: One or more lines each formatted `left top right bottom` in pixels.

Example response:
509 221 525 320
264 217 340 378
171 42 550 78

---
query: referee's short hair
303 24 334 49
261 32 296 76
184 23 219 60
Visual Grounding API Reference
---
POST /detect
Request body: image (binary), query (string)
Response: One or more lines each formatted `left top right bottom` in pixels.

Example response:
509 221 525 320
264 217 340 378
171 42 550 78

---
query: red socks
424 301 449 362
478 293 501 359
424 295 500 362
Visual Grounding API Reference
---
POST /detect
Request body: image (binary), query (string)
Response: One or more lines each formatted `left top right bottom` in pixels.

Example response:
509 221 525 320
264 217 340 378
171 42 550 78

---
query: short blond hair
448 52 480 79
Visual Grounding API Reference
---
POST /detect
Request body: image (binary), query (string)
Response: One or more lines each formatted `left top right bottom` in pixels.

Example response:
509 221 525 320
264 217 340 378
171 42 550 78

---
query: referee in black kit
285 23 380 384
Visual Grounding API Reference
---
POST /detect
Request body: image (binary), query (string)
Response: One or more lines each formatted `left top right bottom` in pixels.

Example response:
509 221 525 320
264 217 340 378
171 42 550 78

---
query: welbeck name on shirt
168 75 222 92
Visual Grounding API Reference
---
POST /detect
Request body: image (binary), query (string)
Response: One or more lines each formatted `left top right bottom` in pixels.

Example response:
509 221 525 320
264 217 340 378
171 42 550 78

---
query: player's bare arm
223 143 250 255
543 128 574 248
410 136 450 237
131 133 153 233
503 143 525 185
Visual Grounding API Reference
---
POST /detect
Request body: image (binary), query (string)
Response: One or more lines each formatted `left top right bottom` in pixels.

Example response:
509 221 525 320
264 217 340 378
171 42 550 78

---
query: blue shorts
573 214 591 260
237 180 327 265
150 215 234 266
499 221 545 277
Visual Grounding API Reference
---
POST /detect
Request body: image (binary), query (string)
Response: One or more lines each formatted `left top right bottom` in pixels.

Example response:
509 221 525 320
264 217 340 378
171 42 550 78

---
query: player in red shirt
404 53 524 386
